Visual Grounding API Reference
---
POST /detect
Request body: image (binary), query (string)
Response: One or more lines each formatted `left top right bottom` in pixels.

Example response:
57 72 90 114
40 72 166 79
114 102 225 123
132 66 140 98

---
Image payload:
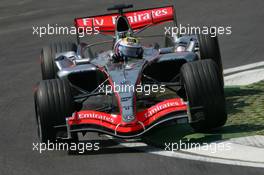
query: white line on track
224 68 264 86
224 61 264 75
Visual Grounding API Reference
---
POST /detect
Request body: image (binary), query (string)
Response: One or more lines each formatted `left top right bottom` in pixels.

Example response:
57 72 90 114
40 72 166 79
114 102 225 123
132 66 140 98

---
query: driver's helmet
114 37 143 59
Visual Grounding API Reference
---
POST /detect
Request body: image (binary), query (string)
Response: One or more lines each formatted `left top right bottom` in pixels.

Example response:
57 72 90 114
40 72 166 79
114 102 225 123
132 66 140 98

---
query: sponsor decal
144 99 185 118
75 6 174 32
76 112 115 123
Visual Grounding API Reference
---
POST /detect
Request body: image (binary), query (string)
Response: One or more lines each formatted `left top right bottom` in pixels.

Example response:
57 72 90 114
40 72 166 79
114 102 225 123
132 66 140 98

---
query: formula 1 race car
34 4 227 143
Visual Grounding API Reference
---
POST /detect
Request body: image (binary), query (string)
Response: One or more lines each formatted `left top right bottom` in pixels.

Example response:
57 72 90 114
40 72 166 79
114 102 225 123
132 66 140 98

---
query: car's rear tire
40 42 77 80
197 32 224 86
34 79 75 143
181 60 227 132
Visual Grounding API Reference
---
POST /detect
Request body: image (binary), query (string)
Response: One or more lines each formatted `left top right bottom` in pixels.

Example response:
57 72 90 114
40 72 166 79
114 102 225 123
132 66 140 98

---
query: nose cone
106 60 145 123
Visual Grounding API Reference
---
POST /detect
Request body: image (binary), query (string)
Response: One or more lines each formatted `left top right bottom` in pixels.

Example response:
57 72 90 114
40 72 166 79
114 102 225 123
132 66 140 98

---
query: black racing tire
40 42 77 80
34 79 75 143
181 60 227 132
197 32 224 86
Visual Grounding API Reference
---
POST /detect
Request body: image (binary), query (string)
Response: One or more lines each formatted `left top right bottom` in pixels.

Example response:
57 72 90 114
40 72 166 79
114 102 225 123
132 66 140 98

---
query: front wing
66 98 188 138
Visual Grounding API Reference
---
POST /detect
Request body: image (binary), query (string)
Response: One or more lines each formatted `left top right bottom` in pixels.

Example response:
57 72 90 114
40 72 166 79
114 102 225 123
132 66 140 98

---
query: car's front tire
181 60 227 132
34 79 75 143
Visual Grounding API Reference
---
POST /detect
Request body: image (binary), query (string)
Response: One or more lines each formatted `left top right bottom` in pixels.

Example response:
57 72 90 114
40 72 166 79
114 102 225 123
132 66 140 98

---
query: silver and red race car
34 4 227 143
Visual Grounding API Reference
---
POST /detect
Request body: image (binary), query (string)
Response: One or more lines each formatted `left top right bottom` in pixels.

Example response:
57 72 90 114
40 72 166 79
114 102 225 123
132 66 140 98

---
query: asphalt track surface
0 0 264 175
